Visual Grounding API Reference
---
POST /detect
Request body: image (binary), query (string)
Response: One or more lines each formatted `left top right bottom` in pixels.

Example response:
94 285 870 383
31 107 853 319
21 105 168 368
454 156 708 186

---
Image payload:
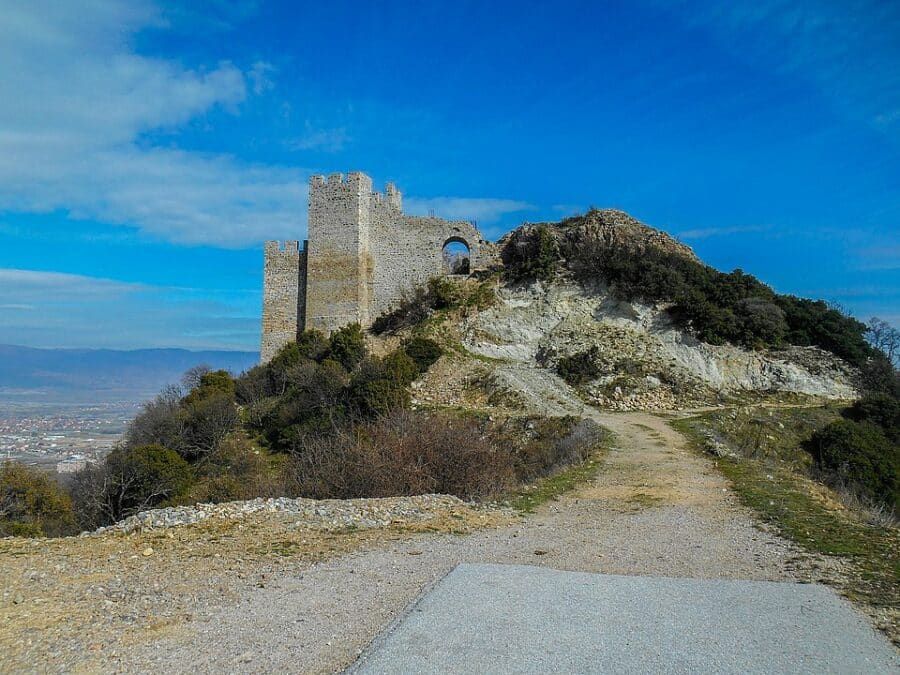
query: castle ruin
261 172 496 362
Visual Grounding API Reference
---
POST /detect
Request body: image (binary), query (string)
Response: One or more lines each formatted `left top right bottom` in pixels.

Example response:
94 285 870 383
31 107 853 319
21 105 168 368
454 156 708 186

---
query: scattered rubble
93 494 485 536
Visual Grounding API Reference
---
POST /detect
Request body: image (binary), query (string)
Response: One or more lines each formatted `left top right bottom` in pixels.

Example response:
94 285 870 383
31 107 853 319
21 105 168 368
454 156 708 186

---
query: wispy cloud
286 123 351 153
0 269 257 350
0 1 307 248
678 224 773 239
405 196 535 226
552 204 584 216
855 244 900 271
669 0 900 143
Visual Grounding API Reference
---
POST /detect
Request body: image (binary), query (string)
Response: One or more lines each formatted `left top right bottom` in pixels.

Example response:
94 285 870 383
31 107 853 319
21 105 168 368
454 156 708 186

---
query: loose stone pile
92 494 473 536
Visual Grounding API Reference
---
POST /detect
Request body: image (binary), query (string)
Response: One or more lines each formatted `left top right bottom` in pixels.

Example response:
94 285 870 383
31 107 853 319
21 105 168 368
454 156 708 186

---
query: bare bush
285 411 606 501
287 410 517 500
126 385 185 450
181 393 240 459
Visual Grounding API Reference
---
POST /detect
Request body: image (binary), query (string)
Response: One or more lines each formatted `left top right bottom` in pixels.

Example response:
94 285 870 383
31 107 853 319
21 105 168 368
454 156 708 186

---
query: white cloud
404 196 534 225
0 269 150 300
249 61 276 95
0 269 258 350
0 1 307 248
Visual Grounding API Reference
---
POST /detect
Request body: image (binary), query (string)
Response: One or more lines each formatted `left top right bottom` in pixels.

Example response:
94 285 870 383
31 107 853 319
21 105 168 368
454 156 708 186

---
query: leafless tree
70 445 192 529
181 364 213 391
868 317 900 367
181 394 240 459
126 385 186 451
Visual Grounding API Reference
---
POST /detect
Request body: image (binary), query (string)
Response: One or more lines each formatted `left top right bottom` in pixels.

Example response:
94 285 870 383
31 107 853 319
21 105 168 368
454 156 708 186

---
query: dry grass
674 410 900 646
0 501 514 672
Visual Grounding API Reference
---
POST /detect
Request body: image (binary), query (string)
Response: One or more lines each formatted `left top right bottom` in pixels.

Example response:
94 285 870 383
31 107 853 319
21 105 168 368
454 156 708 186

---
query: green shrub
264 359 350 447
776 296 873 367
176 434 287 504
843 394 900 442
403 337 443 373
326 323 366 371
805 420 899 511
370 286 431 335
348 355 414 418
501 224 560 282
427 277 461 309
558 223 885 373
0 462 77 537
556 347 601 385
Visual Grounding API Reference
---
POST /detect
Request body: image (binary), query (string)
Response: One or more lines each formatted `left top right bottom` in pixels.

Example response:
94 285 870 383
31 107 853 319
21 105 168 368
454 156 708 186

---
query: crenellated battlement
264 240 303 254
309 172 401 214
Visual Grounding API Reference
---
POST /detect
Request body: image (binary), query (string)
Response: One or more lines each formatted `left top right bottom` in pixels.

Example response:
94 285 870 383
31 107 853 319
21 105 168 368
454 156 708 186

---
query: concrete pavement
350 563 898 674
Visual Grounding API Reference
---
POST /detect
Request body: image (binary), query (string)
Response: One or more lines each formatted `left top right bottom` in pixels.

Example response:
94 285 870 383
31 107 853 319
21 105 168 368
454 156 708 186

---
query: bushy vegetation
72 444 194 529
287 411 605 500
0 462 76 537
556 347 602 385
238 326 440 451
553 226 896 390
806 421 898 511
2 307 612 537
501 224 560 283
371 276 496 335
676 409 899 630
804 394 900 512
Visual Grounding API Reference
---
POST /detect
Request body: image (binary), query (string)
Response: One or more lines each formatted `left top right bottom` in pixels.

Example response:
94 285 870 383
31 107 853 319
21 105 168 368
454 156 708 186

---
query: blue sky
0 0 897 351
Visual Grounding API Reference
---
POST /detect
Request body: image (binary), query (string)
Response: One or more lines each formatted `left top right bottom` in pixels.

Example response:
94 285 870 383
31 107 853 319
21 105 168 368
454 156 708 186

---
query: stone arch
441 235 472 275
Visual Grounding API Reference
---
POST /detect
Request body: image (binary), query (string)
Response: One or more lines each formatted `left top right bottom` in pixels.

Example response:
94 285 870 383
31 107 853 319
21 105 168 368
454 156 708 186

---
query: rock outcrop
461 282 858 410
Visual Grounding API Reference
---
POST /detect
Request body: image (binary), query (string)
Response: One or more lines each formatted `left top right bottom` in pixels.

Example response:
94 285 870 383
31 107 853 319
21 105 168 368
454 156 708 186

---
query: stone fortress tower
261 172 496 362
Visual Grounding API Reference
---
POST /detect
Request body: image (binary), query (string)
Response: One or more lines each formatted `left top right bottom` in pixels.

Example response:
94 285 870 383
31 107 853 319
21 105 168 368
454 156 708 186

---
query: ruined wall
261 172 499 362
261 240 306 363
370 214 489 316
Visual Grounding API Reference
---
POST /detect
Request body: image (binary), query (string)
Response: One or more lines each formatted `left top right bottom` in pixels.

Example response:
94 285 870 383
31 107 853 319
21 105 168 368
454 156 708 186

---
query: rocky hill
460 281 857 410
416 210 863 412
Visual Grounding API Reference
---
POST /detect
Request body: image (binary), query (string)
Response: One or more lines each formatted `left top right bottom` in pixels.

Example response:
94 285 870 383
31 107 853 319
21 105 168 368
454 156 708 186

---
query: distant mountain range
0 345 259 404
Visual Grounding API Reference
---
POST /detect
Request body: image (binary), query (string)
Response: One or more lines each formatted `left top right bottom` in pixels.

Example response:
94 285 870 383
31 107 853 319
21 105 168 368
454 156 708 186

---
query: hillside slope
464 208 866 410
461 281 858 410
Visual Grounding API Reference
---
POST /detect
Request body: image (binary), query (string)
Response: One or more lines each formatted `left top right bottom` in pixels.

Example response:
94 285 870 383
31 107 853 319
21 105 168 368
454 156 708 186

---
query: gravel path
115 388 830 674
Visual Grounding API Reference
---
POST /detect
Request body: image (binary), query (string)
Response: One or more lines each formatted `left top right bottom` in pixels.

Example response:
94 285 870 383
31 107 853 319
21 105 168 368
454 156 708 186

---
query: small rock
142 547 154 557
12 593 24 605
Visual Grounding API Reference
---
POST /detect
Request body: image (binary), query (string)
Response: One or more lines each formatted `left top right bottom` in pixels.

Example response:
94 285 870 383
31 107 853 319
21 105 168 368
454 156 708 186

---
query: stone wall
261 240 306 363
370 214 490 316
305 172 374 334
261 172 497 362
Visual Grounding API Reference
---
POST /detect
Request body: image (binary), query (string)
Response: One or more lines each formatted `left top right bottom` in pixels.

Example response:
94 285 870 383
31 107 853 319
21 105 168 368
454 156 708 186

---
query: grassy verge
674 413 899 643
507 435 612 513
